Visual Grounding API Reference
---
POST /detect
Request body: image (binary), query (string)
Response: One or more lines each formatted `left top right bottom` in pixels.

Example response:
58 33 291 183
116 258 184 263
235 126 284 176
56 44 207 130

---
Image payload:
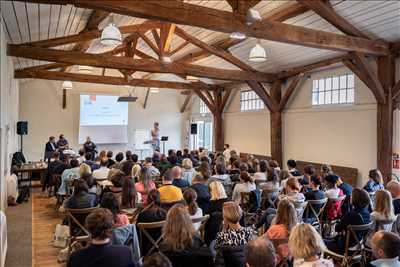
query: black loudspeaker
17 121 28 135
190 123 197 134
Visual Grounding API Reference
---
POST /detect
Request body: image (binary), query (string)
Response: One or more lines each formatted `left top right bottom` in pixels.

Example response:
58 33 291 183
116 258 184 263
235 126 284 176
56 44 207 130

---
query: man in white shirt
223 144 231 162
370 231 400 267
92 159 110 180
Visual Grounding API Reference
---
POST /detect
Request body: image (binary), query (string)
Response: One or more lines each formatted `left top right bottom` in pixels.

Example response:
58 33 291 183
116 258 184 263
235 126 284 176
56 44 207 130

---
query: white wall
0 18 20 211
19 80 184 161
187 65 384 185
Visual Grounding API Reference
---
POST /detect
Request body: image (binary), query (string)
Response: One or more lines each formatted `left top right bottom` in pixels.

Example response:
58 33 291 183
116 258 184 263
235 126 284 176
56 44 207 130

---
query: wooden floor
32 192 64 267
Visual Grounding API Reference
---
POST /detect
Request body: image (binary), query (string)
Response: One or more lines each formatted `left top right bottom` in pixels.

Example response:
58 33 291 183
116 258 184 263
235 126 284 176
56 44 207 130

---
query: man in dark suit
44 136 58 161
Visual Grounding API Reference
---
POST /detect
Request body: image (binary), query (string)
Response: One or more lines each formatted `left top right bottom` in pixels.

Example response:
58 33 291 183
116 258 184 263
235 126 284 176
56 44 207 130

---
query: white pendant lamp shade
246 8 262 25
100 23 122 46
62 81 73 90
150 87 159 93
230 31 246 40
249 42 267 62
78 65 93 74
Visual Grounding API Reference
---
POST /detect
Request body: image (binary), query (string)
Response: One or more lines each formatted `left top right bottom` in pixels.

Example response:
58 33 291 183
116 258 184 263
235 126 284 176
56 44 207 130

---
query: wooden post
213 89 224 152
62 88 67 109
377 55 395 181
270 81 283 166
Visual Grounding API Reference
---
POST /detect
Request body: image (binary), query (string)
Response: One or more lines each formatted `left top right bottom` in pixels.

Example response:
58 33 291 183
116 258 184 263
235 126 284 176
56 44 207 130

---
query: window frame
240 90 265 112
312 73 355 106
199 100 210 114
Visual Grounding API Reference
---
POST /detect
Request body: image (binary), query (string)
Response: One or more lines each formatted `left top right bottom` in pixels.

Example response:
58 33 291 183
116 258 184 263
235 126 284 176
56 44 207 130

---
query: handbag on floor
53 224 70 248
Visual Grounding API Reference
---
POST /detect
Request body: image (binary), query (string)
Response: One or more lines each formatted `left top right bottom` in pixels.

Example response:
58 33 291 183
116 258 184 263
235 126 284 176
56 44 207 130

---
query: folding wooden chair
325 222 373 267
192 214 210 239
304 198 328 231
368 192 376 210
293 201 308 223
137 220 166 256
240 191 260 226
65 207 98 255
260 187 280 209
321 195 346 238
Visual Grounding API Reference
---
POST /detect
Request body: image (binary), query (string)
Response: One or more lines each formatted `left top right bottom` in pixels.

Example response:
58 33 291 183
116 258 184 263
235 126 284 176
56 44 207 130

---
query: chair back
261 187 280 209
344 222 373 257
305 198 328 224
293 201 308 222
240 190 260 213
137 220 166 256
374 219 395 232
160 200 185 211
369 192 376 209
65 207 98 237
221 245 246 267
191 215 210 239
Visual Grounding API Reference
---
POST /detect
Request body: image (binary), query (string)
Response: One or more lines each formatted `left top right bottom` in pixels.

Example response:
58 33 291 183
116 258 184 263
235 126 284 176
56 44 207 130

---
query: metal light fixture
150 87 159 93
246 8 262 25
249 40 267 62
62 81 73 90
100 15 122 46
230 31 246 40
78 65 93 74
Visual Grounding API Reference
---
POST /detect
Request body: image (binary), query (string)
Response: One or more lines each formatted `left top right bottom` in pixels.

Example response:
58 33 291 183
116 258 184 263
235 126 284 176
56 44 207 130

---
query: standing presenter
151 122 160 151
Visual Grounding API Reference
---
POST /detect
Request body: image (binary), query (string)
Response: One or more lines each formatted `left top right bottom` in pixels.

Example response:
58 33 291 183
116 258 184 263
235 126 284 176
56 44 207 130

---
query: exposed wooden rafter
279 74 305 111
246 81 279 112
143 88 151 109
180 90 194 113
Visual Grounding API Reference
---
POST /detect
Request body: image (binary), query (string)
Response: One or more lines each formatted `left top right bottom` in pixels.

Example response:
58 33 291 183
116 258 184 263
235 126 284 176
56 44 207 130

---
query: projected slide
79 95 129 144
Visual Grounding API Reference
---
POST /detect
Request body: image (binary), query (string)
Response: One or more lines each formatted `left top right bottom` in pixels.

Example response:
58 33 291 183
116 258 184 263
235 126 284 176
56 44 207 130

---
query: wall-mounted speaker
190 123 198 135
17 121 28 135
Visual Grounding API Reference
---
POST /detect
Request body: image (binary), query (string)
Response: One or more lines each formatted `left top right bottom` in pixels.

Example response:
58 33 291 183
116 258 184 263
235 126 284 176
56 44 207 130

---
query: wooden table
16 163 47 188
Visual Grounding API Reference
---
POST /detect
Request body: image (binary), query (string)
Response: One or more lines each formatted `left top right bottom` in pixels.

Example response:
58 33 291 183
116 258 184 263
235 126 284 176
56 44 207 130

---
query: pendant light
230 31 246 40
249 40 267 62
62 81 73 90
100 14 122 46
78 65 93 74
186 75 199 82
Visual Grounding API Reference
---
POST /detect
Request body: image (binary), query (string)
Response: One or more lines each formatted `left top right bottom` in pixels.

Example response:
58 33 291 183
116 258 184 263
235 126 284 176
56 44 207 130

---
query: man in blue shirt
370 231 400 267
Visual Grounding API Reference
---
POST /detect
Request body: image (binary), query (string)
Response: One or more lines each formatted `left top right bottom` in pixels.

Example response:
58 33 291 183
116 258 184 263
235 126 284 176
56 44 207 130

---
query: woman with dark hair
207 163 232 196
137 189 167 255
260 167 280 191
253 160 268 183
364 169 384 193
232 171 256 204
198 161 211 180
184 189 203 231
64 179 98 209
67 208 134 267
100 192 129 228
80 172 98 195
135 168 156 206
121 176 141 210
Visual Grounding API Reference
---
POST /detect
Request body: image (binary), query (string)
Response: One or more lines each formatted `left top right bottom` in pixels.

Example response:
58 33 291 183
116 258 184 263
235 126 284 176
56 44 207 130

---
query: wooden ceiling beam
194 89 216 114
14 69 212 91
143 88 151 109
279 74 304 111
180 90 194 113
8 44 274 82
267 2 310 22
174 26 256 72
170 41 190 56
71 0 389 55
391 80 400 101
137 32 159 56
151 29 161 50
159 23 176 57
298 0 369 38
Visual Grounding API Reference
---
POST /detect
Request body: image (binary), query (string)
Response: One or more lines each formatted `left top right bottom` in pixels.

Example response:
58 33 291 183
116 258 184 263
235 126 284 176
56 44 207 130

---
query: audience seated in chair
323 174 344 221
364 169 385 193
245 236 276 267
181 158 196 186
232 171 256 204
160 204 213 267
288 223 333 267
325 188 371 254
184 189 203 231
67 208 135 267
386 180 400 215
58 159 80 195
81 172 98 195
370 189 396 232
287 159 302 178
207 163 232 193
111 152 124 169
137 190 167 255
191 174 211 214
370 231 400 267
171 166 189 190
64 179 97 209
208 181 230 214
304 176 325 223
120 151 136 177
158 173 183 204
92 158 110 180
300 165 316 186
121 176 141 211
106 151 115 168
262 199 297 264
135 168 156 206
100 192 129 228
142 252 172 267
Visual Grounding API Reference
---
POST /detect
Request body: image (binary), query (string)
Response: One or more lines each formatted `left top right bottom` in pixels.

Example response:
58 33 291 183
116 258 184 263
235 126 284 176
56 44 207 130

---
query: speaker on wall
17 121 28 135
190 123 197 135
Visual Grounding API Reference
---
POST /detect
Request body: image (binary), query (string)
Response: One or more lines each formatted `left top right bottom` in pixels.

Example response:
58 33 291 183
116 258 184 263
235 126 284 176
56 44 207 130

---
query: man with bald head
386 180 400 215
370 231 400 267
245 237 276 267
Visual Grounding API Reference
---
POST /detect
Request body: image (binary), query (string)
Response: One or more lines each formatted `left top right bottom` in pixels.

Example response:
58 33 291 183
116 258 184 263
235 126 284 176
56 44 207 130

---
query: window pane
312 92 318 105
340 75 347 89
326 78 332 91
318 91 325 104
339 89 347 103
313 80 318 92
347 74 354 88
347 88 354 103
319 79 325 91
241 102 244 111
325 90 332 104
332 90 339 104
332 77 339 89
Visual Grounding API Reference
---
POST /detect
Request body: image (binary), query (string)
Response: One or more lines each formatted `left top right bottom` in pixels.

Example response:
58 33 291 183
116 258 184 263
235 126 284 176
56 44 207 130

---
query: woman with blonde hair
279 170 293 189
182 158 196 185
131 164 141 181
160 204 212 267
371 189 396 231
288 223 333 267
215 201 256 249
208 181 229 214
79 163 92 177
264 198 298 264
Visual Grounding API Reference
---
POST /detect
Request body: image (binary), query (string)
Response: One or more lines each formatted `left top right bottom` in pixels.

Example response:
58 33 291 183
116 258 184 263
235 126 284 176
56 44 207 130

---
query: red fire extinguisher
393 153 400 169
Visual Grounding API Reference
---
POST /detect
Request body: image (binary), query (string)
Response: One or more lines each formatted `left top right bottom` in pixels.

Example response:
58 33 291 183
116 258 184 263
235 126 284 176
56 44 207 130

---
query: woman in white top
371 189 396 231
181 158 197 186
232 171 256 204
253 160 268 183
324 175 342 199
289 223 334 267
183 188 203 231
